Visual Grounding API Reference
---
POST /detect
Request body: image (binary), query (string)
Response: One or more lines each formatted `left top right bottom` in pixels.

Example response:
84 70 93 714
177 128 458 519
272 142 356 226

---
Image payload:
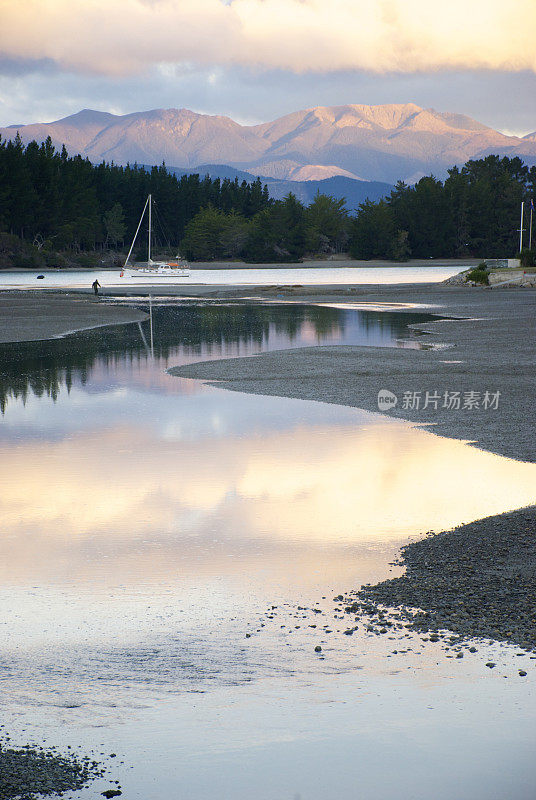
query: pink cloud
0 0 535 76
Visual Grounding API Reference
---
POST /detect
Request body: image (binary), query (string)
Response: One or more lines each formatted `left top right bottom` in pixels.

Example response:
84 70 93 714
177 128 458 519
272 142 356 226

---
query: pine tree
104 203 126 248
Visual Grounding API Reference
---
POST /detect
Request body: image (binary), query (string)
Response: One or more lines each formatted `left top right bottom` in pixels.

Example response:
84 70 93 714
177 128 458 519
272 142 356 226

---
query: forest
1 133 535 266
350 158 536 262
0 133 270 267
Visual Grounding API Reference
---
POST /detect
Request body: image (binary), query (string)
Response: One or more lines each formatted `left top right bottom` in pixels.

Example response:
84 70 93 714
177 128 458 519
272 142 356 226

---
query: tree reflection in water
0 302 439 412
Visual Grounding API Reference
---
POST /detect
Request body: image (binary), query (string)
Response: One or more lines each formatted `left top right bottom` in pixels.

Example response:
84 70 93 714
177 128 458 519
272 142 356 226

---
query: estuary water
0 263 462 289
1 302 535 800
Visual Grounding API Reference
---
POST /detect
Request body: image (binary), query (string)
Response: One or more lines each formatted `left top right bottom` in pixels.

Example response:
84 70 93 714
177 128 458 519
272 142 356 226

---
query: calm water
0 264 463 288
1 303 535 800
0 302 441 414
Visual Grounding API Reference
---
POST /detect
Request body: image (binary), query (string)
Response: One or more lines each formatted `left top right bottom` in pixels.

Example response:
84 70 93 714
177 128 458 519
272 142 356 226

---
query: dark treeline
1 133 535 265
0 133 270 266
350 156 536 260
171 155 536 262
180 192 349 262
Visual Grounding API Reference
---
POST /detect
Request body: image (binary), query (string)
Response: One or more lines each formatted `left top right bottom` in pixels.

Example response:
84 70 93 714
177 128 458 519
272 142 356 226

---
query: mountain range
3 103 536 205
160 163 392 210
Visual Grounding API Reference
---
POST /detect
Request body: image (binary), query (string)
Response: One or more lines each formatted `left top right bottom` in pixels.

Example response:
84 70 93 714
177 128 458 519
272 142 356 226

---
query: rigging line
151 199 173 252
137 321 150 354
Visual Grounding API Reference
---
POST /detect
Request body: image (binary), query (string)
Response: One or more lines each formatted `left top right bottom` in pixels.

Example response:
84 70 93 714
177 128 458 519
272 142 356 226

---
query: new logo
377 390 398 411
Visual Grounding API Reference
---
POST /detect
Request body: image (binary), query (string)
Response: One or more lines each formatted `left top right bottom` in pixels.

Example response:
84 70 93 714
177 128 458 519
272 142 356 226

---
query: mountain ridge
162 163 393 210
2 103 535 186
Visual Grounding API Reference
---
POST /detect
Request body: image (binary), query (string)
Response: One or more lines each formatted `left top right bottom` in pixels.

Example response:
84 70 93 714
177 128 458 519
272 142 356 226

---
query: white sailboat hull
123 267 191 278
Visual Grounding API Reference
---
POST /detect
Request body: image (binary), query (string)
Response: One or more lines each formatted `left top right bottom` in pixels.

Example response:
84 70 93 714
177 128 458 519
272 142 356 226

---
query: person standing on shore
92 279 101 296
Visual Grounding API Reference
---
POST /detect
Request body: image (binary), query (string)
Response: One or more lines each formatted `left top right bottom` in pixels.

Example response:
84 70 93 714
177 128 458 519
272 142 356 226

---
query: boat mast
123 195 150 267
148 194 152 263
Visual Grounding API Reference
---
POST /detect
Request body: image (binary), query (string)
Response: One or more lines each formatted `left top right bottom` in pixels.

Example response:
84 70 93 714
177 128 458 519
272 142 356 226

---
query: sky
0 0 535 134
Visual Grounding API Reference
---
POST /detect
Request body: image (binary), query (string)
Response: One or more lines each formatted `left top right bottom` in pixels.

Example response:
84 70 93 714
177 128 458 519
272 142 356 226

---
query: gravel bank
341 506 536 653
0 292 147 343
169 285 536 462
0 740 105 799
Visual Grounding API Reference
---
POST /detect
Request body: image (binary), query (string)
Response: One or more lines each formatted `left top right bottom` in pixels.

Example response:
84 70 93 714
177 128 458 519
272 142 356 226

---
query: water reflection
1 415 536 592
1 380 536 711
0 303 438 412
1 303 535 800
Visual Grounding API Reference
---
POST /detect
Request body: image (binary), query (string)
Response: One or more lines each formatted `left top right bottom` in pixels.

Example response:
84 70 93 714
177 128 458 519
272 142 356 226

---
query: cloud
2 63 536 133
0 56 58 77
0 0 535 77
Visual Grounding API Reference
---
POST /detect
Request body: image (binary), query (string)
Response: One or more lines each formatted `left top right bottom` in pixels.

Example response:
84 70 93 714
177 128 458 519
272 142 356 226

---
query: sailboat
120 194 190 279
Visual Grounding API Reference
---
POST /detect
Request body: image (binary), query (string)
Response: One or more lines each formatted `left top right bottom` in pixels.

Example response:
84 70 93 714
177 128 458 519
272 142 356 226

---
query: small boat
120 194 190 279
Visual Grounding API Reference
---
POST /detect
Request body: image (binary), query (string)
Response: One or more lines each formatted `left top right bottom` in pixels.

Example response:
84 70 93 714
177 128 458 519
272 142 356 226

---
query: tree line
349 156 536 261
1 133 535 265
180 192 348 261
179 155 536 262
0 133 270 266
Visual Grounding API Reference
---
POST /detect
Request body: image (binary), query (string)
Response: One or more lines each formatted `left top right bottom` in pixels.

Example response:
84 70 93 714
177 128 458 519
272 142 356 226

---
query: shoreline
169 284 536 463
1 257 480 273
167 283 536 652
2 283 534 461
341 505 536 655
2 284 534 460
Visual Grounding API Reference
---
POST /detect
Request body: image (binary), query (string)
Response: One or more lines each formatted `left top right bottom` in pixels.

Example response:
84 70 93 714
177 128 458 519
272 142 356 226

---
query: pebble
0 737 105 800
336 508 536 656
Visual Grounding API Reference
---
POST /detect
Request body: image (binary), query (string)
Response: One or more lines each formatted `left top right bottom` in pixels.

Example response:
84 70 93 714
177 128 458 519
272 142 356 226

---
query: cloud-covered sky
0 0 535 133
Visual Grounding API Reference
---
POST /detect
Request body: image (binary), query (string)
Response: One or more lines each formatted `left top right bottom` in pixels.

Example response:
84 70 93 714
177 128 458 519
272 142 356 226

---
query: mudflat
341 506 536 654
0 292 147 343
169 285 536 462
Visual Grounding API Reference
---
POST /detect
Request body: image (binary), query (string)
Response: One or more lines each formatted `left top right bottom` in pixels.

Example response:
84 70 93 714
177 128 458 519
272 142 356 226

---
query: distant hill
2 103 536 186
163 163 392 209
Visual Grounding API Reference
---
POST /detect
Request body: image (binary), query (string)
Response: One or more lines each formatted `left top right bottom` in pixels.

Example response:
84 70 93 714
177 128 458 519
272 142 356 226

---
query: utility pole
149 294 154 358
148 194 152 264
519 201 525 253
530 200 534 251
